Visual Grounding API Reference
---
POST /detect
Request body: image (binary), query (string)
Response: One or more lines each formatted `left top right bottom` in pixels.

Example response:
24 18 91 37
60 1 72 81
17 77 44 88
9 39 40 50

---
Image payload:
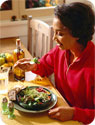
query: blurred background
0 0 95 48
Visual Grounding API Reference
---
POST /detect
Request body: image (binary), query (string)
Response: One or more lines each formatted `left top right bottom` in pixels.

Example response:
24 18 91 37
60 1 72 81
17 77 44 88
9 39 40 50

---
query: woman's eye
57 32 64 36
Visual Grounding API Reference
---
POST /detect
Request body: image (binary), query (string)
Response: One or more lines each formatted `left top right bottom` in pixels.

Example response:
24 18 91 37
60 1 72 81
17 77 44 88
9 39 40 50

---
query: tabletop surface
0 38 81 125
0 37 31 58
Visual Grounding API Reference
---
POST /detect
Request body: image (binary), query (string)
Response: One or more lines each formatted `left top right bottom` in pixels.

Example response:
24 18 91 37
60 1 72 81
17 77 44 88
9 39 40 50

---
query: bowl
16 86 52 110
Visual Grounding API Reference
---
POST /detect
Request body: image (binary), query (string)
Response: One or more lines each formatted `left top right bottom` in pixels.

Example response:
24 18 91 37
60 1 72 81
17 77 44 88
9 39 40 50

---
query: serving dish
13 86 57 113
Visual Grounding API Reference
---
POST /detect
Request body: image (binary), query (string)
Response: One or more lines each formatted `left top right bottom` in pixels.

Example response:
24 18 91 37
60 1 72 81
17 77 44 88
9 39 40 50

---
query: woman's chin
58 44 65 50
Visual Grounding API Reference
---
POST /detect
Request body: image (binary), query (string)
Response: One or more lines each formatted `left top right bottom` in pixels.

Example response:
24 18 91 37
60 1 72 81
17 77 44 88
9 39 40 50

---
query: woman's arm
73 107 94 124
48 106 94 124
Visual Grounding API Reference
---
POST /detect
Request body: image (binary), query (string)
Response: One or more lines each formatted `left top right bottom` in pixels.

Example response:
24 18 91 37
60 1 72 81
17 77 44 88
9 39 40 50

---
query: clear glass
0 0 12 11
0 67 9 94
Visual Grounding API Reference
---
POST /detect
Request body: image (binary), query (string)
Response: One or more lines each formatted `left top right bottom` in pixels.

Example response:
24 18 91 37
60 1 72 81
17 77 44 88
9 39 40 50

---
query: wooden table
0 38 81 125
0 37 31 58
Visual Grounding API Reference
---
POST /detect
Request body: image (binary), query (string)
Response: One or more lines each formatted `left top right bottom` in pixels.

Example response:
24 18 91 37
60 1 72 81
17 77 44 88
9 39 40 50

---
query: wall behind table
0 16 53 48
0 20 27 47
0 15 94 47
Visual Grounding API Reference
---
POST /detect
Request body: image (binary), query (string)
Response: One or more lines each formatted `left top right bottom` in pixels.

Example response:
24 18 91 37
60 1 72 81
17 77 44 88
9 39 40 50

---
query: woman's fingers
48 109 61 120
49 112 60 118
13 58 31 68
18 58 31 62
48 107 59 115
13 58 37 71
48 106 74 122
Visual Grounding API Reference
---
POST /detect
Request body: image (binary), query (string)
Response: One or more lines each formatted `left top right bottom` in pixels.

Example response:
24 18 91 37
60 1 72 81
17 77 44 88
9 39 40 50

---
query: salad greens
17 87 51 110
31 58 40 64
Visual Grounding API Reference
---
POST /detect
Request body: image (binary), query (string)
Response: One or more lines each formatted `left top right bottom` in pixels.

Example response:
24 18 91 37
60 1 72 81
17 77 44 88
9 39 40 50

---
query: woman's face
53 17 78 50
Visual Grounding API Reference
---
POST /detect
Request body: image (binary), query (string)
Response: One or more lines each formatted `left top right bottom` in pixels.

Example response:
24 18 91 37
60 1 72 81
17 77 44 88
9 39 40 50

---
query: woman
14 2 95 124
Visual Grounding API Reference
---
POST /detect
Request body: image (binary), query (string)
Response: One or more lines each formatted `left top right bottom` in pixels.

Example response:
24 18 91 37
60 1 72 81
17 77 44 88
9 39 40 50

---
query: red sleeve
73 107 95 124
73 69 95 124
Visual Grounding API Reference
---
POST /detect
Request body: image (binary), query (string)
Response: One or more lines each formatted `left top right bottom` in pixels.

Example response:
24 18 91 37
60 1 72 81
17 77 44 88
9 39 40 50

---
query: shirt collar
66 41 94 63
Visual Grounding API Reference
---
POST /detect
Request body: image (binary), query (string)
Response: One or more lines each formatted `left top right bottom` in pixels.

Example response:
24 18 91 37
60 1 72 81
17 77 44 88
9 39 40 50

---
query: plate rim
13 86 57 113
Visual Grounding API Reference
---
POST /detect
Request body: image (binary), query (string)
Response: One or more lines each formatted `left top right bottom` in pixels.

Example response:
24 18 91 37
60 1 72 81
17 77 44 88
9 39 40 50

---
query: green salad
17 86 52 110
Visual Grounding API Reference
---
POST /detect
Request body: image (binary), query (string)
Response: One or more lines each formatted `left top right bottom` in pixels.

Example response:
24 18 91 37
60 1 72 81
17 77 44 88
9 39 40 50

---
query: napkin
31 76 53 86
25 71 37 81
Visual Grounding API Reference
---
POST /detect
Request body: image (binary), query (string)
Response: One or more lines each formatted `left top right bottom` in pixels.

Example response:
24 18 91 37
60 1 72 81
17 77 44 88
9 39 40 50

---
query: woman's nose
53 33 57 41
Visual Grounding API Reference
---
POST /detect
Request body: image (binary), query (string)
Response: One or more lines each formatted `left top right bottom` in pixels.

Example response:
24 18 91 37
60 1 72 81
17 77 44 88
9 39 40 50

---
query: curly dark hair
54 2 95 47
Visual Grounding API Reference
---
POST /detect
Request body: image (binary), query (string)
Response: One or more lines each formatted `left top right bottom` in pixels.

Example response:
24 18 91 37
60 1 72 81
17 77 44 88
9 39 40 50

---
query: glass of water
0 67 9 94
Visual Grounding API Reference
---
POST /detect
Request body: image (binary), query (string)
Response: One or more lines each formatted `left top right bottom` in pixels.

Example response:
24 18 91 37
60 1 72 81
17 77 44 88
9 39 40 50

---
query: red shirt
33 41 95 124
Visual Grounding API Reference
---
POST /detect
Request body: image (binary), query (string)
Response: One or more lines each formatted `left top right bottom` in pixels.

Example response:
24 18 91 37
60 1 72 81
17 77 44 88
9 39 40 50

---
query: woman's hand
13 58 37 71
48 106 74 122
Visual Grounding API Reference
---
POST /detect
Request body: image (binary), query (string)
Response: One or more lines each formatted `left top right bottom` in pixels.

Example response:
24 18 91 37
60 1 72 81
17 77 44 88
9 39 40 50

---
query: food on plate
8 87 21 101
16 86 52 110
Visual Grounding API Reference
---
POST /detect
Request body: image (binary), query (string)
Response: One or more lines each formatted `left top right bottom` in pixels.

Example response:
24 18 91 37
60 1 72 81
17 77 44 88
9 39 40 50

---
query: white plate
14 92 57 113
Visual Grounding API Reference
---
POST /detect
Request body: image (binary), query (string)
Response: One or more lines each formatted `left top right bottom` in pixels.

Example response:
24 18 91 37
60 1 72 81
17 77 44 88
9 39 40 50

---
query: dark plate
15 86 56 111
14 92 57 113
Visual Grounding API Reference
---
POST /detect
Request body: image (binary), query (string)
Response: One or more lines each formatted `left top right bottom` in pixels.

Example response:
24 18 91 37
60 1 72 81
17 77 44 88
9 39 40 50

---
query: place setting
8 85 57 114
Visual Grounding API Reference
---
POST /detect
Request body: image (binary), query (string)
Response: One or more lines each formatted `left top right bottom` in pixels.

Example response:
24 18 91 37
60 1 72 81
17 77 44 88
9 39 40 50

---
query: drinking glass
0 67 9 94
